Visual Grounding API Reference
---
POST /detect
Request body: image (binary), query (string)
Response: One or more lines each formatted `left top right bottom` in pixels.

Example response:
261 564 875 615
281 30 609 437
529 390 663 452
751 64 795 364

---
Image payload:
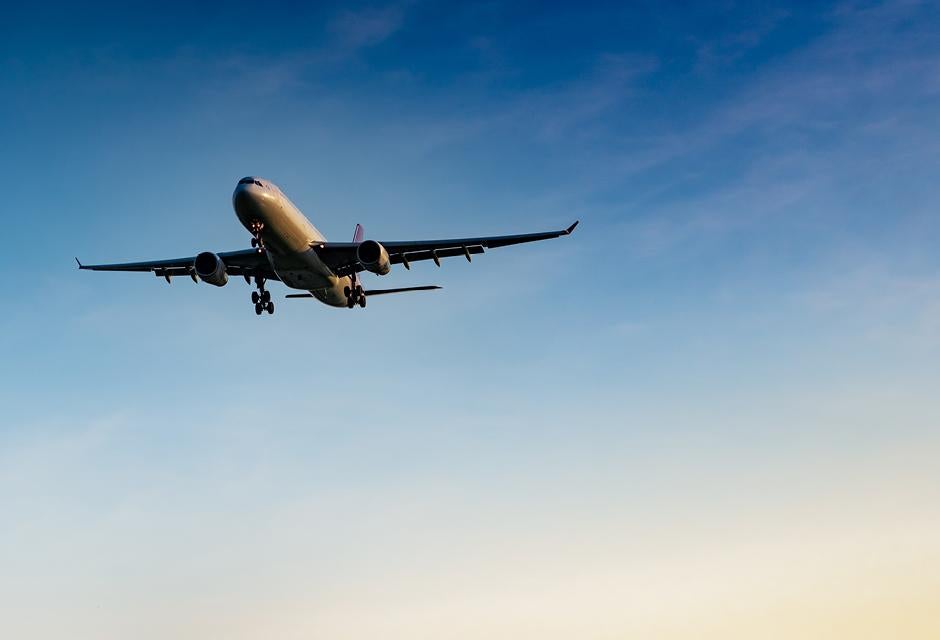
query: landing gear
251 276 274 315
249 220 265 253
345 283 366 309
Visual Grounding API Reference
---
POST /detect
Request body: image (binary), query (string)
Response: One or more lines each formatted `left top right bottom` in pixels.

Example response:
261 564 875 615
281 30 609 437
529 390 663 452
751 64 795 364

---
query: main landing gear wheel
345 283 366 309
250 275 274 315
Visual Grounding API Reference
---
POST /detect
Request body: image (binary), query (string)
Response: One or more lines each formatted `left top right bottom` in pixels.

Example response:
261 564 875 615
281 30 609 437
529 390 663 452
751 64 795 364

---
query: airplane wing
314 220 579 277
76 249 279 281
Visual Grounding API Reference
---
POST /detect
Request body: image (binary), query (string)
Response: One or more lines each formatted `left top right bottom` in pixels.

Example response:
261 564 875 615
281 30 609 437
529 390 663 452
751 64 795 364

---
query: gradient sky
2 1 940 638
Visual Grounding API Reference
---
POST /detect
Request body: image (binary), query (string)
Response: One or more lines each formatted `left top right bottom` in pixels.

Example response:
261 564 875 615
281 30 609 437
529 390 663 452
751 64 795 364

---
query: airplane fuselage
232 177 352 307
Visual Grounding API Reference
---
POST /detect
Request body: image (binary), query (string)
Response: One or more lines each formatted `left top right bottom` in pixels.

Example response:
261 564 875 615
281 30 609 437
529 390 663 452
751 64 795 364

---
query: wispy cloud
606 0 940 252
328 4 409 51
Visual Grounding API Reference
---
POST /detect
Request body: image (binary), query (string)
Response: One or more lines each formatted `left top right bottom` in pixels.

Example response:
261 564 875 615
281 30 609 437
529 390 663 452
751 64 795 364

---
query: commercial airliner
78 177 579 315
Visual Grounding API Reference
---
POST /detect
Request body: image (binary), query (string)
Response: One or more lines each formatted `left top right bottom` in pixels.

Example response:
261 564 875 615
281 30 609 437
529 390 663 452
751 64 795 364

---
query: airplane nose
233 178 266 205
232 182 253 208
232 185 263 218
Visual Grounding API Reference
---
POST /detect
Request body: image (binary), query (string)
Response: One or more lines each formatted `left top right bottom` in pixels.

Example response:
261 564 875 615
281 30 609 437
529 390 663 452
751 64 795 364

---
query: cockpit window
238 177 265 187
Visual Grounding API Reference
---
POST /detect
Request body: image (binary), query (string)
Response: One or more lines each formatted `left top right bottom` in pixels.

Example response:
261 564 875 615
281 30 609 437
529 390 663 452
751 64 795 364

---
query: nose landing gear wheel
249 221 266 253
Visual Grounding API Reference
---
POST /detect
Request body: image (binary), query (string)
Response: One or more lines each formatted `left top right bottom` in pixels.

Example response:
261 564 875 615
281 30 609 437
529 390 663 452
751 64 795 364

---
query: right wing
314 220 579 276
76 249 279 281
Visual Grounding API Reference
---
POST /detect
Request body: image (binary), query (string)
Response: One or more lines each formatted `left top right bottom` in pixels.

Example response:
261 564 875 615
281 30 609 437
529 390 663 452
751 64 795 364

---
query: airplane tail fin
352 223 364 243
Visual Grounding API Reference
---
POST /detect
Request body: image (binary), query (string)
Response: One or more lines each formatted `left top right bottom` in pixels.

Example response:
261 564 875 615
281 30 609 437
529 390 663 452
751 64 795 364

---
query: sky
2 0 940 637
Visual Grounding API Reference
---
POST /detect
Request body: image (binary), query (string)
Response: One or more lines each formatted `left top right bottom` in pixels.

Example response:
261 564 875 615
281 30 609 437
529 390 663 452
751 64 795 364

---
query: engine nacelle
193 251 229 287
357 240 391 275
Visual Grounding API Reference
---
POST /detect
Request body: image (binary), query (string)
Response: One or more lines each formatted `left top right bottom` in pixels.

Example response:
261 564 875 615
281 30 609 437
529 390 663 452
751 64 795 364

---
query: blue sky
2 1 940 637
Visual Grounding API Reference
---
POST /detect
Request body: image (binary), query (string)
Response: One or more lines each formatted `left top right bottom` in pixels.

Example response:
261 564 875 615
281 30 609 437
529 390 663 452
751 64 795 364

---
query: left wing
76 249 279 281
315 220 578 276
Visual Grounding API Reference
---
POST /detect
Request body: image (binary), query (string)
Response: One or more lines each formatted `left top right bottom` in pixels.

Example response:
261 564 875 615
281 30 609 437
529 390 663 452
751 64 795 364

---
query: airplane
77 176 579 315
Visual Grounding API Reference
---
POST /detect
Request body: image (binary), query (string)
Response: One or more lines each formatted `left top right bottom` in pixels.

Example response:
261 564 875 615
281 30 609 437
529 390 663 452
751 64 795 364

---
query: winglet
564 220 580 235
75 257 84 269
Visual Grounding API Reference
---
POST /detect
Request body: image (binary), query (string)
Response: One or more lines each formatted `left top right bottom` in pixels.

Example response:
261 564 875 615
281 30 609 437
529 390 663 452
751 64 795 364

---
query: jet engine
357 240 391 275
193 251 229 286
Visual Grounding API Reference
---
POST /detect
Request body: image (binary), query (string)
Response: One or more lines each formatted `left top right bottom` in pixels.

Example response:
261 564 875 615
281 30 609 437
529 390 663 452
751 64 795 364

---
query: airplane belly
311 281 352 307
269 248 351 306
269 247 343 293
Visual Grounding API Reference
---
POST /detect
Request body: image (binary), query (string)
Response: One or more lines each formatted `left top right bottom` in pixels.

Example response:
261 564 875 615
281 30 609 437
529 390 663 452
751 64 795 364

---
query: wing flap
392 244 484 267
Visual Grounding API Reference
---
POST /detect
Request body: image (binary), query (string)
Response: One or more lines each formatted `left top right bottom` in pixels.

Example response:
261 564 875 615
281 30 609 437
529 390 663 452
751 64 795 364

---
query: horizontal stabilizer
365 285 442 296
286 285 441 299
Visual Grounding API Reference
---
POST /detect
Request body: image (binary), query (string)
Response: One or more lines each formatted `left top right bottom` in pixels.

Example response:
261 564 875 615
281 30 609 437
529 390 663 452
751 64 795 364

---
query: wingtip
565 220 580 235
75 257 84 269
